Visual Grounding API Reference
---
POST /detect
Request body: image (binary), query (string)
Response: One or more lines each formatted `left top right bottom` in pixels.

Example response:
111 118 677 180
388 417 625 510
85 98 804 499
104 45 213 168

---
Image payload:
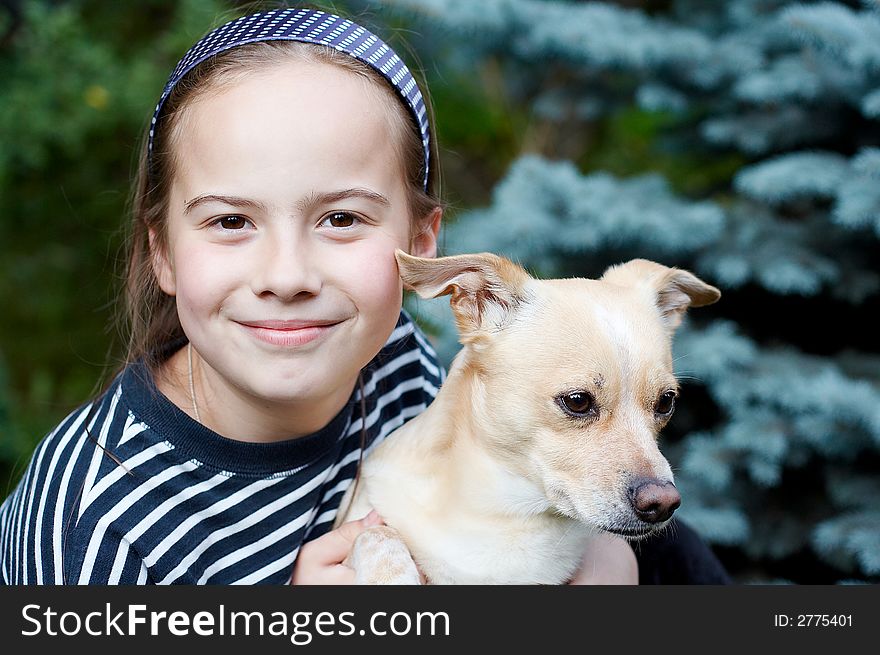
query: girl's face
152 60 437 419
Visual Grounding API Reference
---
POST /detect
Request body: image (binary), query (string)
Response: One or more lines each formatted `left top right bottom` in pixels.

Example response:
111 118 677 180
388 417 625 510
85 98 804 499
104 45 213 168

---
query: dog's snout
628 478 681 524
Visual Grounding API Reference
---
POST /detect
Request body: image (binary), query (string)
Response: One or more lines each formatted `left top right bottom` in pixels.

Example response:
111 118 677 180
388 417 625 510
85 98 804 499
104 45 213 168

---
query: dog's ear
601 259 720 331
395 249 531 341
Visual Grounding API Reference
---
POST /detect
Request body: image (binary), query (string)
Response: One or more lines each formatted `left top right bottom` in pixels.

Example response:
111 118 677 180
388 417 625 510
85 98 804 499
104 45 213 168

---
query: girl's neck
154 345 356 443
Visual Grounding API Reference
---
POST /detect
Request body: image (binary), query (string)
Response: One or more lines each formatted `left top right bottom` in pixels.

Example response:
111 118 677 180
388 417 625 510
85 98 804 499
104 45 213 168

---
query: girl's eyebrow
183 194 267 215
296 188 391 211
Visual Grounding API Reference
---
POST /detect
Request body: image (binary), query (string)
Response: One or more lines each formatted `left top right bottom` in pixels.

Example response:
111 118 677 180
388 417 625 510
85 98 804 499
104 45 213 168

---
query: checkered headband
148 8 431 190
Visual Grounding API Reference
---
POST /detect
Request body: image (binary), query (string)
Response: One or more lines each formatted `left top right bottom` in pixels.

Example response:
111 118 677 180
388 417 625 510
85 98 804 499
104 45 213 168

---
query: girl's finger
308 511 384 565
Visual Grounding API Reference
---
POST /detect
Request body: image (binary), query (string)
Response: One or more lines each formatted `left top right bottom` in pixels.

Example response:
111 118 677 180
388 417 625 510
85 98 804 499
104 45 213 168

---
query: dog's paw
350 526 422 585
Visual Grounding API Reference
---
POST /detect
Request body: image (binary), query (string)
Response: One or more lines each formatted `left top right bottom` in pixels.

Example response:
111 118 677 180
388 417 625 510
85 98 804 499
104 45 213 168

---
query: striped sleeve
0 389 121 584
0 384 165 585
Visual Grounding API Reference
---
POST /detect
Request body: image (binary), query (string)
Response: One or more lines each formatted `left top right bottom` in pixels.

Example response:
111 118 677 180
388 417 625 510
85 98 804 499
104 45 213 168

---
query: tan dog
334 250 720 584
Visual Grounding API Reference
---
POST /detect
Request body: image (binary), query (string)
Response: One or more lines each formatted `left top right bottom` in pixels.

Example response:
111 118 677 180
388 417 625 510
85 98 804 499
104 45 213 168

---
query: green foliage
588 107 747 197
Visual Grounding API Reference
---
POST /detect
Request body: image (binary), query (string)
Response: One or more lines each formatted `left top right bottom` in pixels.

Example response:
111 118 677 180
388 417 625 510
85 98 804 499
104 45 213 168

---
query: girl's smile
235 318 346 348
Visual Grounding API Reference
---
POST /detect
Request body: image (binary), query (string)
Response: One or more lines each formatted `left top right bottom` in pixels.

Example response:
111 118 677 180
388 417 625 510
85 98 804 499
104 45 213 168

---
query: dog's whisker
553 521 577 550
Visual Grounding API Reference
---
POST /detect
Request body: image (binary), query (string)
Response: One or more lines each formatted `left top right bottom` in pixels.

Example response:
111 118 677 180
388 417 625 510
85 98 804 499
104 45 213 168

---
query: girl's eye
321 211 359 229
216 215 248 230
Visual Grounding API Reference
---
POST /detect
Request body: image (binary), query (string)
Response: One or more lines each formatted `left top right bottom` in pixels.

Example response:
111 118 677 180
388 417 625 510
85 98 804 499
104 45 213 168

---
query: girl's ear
409 206 442 259
148 228 177 296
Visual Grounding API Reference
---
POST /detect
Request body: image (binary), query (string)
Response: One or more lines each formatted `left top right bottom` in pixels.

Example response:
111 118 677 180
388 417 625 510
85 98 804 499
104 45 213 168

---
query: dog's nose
628 478 681 523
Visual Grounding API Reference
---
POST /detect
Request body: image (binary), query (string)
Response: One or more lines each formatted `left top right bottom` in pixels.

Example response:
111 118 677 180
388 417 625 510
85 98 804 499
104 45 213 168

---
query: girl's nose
251 230 322 301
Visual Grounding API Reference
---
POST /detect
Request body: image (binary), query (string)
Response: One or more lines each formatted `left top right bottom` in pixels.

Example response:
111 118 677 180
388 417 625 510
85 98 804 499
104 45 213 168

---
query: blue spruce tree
376 0 880 582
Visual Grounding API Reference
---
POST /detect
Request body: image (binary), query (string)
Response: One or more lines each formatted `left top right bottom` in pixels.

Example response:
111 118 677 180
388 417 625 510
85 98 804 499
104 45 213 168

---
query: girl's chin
243 376 358 405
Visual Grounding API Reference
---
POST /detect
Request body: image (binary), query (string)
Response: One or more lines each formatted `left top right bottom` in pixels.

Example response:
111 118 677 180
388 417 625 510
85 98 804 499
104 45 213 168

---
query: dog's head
395 249 720 538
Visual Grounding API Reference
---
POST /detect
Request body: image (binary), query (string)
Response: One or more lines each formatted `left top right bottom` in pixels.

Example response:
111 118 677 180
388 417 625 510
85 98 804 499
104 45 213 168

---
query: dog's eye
655 391 677 416
557 391 597 418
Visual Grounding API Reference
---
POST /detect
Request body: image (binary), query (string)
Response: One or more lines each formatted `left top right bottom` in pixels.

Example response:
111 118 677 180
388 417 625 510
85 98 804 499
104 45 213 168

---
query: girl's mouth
236 319 344 346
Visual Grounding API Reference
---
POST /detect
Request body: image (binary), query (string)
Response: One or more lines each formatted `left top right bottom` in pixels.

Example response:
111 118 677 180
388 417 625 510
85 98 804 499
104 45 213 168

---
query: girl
0 5 641 585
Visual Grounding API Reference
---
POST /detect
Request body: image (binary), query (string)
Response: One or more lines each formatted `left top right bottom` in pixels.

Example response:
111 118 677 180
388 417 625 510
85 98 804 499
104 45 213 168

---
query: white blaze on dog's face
395 250 720 537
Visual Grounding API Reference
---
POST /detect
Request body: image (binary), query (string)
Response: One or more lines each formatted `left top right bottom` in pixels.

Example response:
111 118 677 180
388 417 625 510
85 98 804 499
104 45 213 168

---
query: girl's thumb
336 510 384 542
362 509 384 527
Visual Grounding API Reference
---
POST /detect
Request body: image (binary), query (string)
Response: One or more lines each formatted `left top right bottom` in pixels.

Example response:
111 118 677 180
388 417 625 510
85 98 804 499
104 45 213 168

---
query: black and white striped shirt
0 310 443 584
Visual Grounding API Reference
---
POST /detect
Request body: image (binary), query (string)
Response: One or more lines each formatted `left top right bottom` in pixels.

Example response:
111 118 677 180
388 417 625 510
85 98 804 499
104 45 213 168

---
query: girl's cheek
340 241 405 305
173 243 241 304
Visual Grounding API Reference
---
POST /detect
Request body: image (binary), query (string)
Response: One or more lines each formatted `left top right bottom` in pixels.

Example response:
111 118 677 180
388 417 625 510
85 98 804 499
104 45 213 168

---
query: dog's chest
358 432 594 584
410 517 592 585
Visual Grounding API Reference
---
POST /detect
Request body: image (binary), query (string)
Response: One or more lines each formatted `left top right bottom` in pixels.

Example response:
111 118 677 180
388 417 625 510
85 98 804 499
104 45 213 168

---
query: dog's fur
333 250 720 584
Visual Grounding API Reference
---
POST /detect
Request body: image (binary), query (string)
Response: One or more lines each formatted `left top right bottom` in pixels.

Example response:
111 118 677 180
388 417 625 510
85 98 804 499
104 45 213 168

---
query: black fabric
633 518 733 584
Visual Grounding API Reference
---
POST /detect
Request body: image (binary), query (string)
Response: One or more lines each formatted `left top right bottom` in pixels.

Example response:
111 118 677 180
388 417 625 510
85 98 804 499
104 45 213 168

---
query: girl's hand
291 510 385 585
568 533 639 585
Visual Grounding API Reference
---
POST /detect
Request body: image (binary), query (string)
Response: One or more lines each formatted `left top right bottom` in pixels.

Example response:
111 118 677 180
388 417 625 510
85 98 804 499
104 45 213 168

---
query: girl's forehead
171 61 406 200
188 59 392 128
